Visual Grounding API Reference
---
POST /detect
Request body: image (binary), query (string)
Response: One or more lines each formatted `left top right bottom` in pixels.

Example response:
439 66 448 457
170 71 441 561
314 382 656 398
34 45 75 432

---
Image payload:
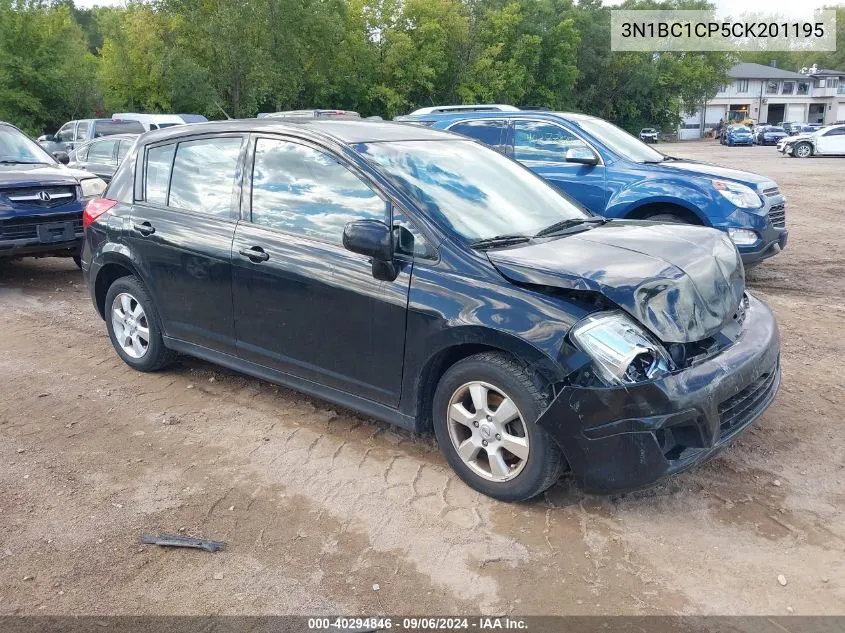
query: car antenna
212 100 232 120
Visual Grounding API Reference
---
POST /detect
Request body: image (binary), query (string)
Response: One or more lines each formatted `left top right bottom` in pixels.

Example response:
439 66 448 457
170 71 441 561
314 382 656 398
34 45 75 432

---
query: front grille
1 185 77 208
718 366 779 438
0 212 82 240
768 203 786 227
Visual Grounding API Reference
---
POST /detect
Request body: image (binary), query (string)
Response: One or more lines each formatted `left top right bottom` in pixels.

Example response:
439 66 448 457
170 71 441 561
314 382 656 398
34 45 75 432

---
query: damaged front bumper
538 294 780 494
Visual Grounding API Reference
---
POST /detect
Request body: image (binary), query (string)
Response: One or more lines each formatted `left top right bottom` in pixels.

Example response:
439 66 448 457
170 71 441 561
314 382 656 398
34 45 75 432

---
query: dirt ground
1 140 843 617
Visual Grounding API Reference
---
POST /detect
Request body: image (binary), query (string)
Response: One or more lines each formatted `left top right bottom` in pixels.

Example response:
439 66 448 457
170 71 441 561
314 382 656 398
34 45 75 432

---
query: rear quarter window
447 120 506 149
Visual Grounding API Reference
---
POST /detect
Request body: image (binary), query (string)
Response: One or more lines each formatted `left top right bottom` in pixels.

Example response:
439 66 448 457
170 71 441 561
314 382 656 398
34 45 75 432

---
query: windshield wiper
468 234 531 250
534 217 606 238
0 160 49 165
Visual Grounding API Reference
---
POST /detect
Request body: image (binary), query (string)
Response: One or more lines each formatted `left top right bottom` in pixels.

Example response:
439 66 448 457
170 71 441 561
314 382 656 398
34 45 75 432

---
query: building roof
728 63 806 80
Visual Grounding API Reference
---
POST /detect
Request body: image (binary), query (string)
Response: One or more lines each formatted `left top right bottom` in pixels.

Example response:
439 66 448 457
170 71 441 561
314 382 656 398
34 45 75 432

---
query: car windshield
356 139 589 242
768 127 785 133
573 117 664 163
733 127 751 133
0 125 56 164
642 128 656 133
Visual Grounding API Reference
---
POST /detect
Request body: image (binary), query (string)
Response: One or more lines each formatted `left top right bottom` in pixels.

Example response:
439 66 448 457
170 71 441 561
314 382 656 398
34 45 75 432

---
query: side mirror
52 151 70 164
38 134 55 143
343 219 397 281
565 147 599 166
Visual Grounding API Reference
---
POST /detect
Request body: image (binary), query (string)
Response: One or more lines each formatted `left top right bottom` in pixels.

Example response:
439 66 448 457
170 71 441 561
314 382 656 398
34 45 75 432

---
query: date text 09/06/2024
308 616 528 630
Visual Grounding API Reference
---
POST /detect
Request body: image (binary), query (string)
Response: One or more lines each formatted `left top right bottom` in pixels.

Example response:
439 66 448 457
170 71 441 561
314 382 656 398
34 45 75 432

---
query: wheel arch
408 328 566 435
623 200 707 225
93 254 144 320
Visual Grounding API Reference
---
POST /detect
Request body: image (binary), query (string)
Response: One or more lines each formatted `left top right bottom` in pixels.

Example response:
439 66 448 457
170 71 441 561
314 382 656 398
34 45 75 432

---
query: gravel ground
0 140 843 616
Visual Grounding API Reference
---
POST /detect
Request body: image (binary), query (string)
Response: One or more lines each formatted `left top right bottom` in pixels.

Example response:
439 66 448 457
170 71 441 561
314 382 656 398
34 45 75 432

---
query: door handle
133 221 155 236
238 246 270 262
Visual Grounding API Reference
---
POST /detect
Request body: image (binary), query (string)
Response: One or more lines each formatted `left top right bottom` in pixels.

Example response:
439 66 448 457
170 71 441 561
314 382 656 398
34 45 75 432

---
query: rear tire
104 275 175 372
432 352 565 501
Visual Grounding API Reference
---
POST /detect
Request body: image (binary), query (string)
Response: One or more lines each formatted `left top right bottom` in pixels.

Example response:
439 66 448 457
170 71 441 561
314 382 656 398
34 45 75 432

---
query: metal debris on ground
141 534 226 552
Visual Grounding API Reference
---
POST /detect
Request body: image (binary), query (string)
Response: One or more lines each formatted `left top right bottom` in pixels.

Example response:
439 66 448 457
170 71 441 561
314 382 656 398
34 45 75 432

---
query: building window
766 81 779 95
781 81 795 95
797 81 810 95
737 79 749 93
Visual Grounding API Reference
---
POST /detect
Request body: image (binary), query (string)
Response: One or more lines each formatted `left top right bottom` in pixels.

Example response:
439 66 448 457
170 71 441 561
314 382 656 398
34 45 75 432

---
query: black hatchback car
81 119 780 500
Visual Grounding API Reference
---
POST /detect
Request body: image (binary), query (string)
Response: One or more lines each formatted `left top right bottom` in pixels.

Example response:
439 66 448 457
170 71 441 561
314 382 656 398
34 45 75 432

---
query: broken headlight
570 311 672 386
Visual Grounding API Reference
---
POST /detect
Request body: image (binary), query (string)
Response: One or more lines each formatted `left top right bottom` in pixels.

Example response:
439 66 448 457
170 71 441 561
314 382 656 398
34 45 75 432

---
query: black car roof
139 118 453 146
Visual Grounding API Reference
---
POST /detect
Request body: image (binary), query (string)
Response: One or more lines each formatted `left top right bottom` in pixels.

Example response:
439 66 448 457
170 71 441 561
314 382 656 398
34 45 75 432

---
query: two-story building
679 62 845 139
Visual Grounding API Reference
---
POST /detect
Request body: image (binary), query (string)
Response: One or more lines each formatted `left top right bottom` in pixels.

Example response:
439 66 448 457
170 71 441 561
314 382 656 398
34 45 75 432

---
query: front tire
104 275 175 372
793 142 813 158
432 352 565 501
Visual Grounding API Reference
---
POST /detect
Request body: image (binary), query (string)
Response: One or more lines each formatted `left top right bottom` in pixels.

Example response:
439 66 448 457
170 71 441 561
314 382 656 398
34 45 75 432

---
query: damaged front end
487 222 780 493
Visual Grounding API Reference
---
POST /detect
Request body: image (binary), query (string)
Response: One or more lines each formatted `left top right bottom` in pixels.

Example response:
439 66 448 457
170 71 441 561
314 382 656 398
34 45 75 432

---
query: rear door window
56 122 76 143
87 139 117 164
167 137 244 218
74 121 89 141
249 138 386 243
447 120 507 151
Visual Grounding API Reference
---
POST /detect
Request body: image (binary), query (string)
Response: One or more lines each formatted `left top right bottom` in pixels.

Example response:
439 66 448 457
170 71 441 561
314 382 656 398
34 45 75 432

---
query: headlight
712 179 762 209
570 311 672 385
80 177 107 199
727 228 759 246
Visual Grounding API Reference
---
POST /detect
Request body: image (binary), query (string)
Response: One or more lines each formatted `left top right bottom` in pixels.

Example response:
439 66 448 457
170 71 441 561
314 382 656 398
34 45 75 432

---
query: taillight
83 198 118 230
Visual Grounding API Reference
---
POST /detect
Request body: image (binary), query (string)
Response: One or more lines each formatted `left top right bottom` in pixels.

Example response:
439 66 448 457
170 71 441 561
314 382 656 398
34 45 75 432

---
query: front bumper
0 209 84 259
537 294 780 494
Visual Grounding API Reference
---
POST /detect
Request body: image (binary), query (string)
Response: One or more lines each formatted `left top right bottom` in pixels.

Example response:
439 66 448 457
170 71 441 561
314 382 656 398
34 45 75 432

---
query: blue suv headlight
712 179 762 209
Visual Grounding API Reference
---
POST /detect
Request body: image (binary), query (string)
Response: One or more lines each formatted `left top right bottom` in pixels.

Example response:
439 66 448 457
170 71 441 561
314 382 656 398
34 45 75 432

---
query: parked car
1 121 107 267
38 119 145 154
639 128 658 143
257 110 361 119
405 110 787 266
721 125 754 146
81 118 781 500
754 126 787 146
112 113 207 131
67 134 139 182
799 124 823 134
778 124 845 158
779 122 803 136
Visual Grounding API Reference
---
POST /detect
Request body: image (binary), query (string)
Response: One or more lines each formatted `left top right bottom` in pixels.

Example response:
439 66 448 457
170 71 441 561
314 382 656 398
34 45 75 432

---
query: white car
779 124 845 158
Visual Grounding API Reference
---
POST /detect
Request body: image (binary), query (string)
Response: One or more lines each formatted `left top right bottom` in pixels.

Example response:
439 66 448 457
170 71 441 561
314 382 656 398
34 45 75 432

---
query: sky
72 0 843 19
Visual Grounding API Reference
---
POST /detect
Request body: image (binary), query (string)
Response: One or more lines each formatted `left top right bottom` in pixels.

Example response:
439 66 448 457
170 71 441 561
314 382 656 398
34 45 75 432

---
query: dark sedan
81 119 780 500
755 126 787 146
68 134 139 182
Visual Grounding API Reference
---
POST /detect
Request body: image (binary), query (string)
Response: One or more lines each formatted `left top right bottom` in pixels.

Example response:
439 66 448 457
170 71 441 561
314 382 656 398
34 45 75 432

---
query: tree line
1 0 843 137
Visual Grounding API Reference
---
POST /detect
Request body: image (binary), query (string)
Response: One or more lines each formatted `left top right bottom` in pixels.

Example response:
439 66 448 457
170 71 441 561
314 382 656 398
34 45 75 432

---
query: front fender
607 181 713 224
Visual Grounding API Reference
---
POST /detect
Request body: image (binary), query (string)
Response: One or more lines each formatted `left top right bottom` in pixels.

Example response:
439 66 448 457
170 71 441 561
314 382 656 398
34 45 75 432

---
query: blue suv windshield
0 125 55 164
574 117 665 164
357 139 589 242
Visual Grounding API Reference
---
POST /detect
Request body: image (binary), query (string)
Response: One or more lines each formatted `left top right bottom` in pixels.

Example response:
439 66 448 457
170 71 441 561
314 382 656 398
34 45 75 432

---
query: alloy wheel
795 143 811 158
446 381 530 482
111 292 150 359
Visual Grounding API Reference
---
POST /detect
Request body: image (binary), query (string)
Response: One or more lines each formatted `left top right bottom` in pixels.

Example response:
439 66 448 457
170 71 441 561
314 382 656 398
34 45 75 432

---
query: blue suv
403 111 787 265
1 122 107 266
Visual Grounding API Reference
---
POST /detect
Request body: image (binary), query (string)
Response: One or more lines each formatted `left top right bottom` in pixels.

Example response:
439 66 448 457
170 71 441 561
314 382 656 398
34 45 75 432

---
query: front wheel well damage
414 344 558 435
94 262 135 319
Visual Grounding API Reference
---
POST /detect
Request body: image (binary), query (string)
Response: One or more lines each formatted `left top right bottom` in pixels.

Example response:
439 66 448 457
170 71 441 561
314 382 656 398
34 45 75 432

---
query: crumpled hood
486 221 745 343
0 163 89 188
658 160 770 186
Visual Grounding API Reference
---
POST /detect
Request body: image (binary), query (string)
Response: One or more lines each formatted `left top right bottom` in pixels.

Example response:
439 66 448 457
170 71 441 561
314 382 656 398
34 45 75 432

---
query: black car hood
0 163 89 188
486 221 745 343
